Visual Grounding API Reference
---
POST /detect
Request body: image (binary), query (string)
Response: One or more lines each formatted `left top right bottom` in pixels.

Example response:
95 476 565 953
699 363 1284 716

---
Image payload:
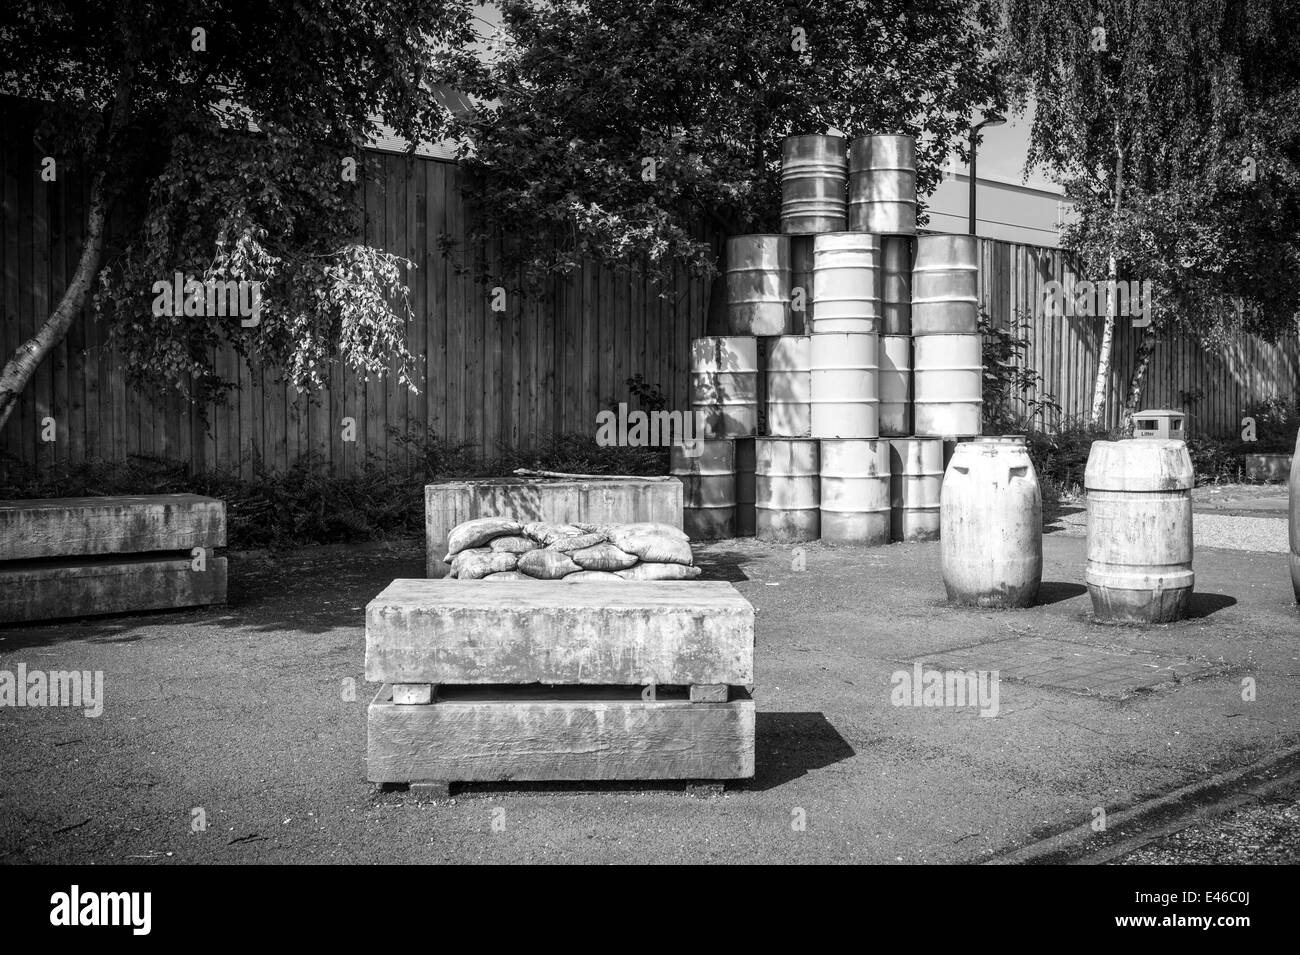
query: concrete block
425 478 683 577
365 579 754 685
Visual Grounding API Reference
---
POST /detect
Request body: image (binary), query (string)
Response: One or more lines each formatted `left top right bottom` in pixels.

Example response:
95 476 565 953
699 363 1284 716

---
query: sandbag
523 522 588 546
616 562 703 581
605 527 694 565
490 535 542 555
446 546 490 576
481 570 531 581
570 542 639 571
546 532 606 554
447 518 524 555
562 571 625 582
517 548 582 580
451 549 518 580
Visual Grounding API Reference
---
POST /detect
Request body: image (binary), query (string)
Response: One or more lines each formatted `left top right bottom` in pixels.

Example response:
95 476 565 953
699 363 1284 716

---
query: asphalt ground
2 525 1297 864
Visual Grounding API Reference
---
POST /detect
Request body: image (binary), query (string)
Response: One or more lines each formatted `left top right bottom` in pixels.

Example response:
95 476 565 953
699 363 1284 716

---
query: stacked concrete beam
0 494 227 623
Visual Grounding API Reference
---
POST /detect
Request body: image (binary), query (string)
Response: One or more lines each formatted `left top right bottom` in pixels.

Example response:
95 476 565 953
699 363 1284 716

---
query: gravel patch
1046 489 1291 554
1115 797 1300 865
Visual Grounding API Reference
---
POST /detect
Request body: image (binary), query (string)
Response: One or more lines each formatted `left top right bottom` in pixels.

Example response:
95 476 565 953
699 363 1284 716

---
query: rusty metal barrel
819 439 891 545
725 235 790 335
689 336 759 438
810 332 879 439
1085 440 1195 623
780 134 848 234
913 334 982 437
671 439 736 540
879 334 911 437
766 335 811 437
790 235 814 334
848 135 917 235
735 437 756 537
889 438 943 542
941 436 1042 608
811 232 880 334
1291 429 1300 602
755 438 820 542
881 236 913 335
912 234 980 335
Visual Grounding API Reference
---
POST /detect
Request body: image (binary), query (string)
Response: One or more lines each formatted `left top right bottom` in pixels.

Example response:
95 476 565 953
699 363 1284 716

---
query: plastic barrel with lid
940 436 1042 608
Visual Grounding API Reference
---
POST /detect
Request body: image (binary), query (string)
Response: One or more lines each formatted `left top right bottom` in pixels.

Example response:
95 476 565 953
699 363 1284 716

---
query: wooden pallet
365 580 756 786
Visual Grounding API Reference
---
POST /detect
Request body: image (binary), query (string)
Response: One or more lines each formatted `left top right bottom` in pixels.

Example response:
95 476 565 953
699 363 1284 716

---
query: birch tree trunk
1088 124 1125 427
0 70 131 434
1122 321 1159 427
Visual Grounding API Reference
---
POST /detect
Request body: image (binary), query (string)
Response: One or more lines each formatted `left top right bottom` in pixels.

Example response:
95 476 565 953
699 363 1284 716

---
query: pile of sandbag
443 519 702 581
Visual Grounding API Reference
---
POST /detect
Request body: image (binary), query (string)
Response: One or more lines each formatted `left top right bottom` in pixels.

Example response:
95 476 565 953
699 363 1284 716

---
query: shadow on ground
1035 581 1088 605
374 711 855 799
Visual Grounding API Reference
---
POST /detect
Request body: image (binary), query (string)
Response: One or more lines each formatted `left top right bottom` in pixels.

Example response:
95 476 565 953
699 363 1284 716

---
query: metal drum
780 134 848 234
881 236 913 335
889 438 943 542
725 235 790 335
811 232 880 334
735 437 756 537
755 438 820 542
913 334 982 436
671 440 736 540
767 335 811 437
912 234 980 335
790 235 815 334
819 439 891 545
879 334 911 437
1085 439 1195 623
848 135 917 235
689 336 759 438
941 436 1042 608
1291 429 1300 602
810 332 879 439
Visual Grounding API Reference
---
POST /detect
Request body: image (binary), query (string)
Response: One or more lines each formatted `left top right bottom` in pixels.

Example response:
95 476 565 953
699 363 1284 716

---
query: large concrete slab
368 685 755 783
365 579 754 685
425 478 683 577
0 555 228 623
0 494 226 560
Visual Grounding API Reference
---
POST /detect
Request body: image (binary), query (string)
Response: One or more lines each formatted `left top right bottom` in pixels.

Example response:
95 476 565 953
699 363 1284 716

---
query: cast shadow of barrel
1034 581 1088 605
1183 592 1237 619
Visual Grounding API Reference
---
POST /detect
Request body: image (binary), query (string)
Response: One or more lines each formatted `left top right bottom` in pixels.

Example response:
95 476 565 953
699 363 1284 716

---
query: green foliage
1023 418 1119 494
624 374 669 413
1 0 479 400
1185 438 1247 485
1237 394 1300 453
1000 0 1300 345
979 309 1060 433
450 0 1005 285
0 431 670 549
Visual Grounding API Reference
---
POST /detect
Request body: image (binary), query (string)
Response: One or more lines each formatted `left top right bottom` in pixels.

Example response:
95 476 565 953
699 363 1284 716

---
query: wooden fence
1 104 712 478
978 240 1300 435
3 96 1298 478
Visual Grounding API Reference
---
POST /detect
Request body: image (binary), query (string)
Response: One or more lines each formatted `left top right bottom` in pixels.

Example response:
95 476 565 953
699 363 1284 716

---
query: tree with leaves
999 0 1300 425
448 0 1006 297
0 0 478 433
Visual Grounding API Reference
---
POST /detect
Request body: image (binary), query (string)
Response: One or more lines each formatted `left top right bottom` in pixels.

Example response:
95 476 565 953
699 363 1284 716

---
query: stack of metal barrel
676 132 984 544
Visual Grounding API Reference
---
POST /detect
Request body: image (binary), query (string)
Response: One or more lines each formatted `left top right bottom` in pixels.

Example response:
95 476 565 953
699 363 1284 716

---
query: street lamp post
968 113 1006 235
